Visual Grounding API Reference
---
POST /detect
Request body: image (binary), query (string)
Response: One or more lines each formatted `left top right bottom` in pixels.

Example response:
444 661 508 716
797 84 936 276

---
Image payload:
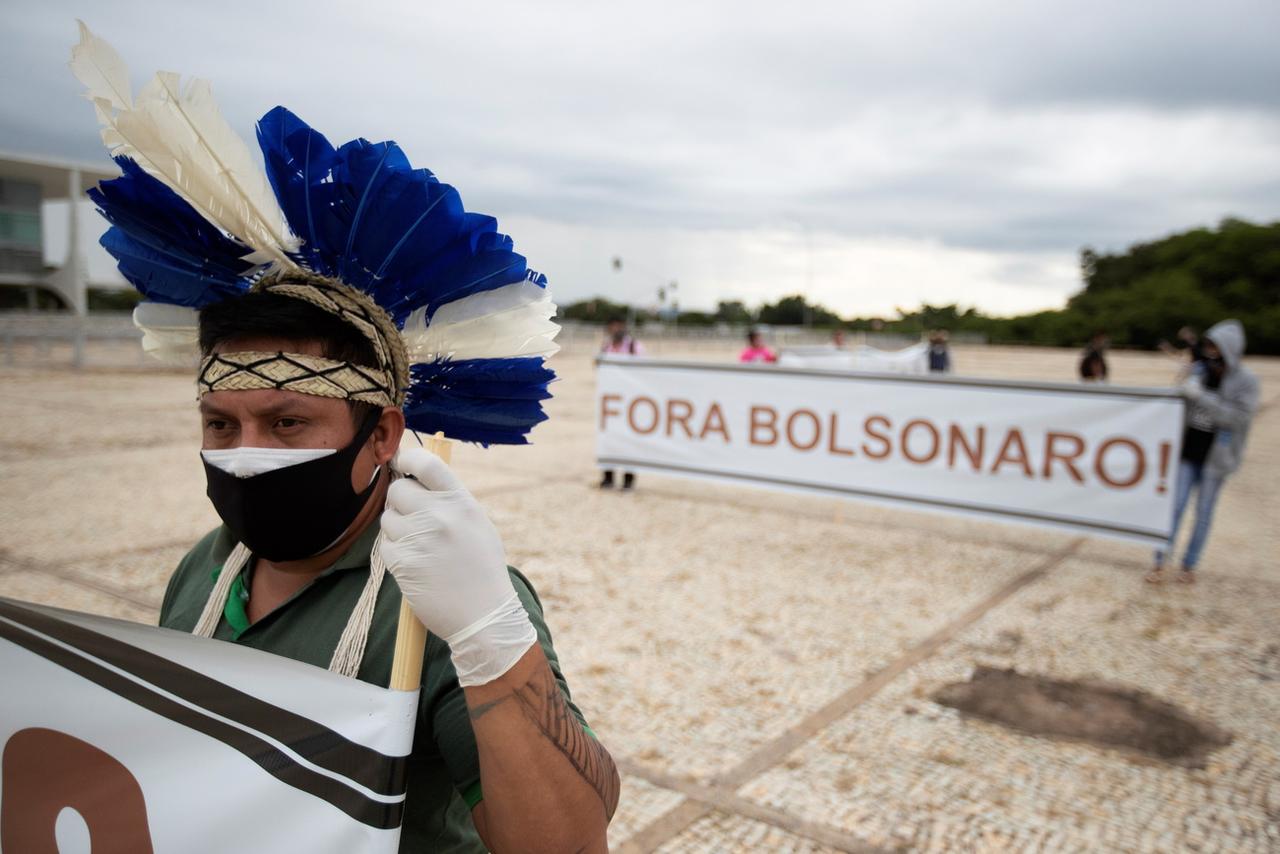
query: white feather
133 303 201 366
69 20 132 110
70 23 298 267
403 281 561 363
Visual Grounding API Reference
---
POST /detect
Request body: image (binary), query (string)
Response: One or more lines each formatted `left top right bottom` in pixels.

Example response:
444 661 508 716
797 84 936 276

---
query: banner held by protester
596 356 1184 544
778 342 930 374
0 598 417 854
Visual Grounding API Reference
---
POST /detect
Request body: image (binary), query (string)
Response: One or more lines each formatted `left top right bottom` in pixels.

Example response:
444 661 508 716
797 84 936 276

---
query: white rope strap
327 471 401 677
191 537 387 679
327 535 388 679
193 542 251 638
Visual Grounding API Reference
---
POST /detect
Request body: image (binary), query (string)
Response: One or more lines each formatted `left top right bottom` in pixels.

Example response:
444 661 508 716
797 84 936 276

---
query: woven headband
198 351 396 407
196 271 410 408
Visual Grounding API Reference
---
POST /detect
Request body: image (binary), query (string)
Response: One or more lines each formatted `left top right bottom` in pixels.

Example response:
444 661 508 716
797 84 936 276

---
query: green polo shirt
158 522 588 853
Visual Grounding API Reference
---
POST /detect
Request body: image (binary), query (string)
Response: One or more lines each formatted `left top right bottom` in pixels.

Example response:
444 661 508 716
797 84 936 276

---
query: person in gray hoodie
1148 319 1259 583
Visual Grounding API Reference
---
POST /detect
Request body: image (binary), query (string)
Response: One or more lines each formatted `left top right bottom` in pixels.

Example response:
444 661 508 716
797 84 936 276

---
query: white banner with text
596 357 1184 544
778 343 929 374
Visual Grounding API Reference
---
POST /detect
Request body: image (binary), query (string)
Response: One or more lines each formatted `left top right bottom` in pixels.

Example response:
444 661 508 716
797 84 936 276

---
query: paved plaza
2 340 1277 852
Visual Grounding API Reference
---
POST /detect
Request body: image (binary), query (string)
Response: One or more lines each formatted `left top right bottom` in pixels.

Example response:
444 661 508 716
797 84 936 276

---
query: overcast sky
5 0 1278 317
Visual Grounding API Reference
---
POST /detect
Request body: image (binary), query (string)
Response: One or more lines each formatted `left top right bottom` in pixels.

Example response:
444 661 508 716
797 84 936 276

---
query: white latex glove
1181 375 1205 400
381 447 536 686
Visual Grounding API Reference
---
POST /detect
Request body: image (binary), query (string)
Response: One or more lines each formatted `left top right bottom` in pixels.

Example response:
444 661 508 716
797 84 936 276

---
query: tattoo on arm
472 665 621 819
468 696 509 721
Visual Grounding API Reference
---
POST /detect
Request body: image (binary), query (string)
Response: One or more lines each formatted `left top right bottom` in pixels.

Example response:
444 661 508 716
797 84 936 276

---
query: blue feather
89 158 255 307
257 108 338 273
100 228 247 306
411 358 555 401
256 107 530 325
256 107 557 446
404 357 555 445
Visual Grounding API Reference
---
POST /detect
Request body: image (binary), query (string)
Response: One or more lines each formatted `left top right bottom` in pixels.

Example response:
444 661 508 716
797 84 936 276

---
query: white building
0 151 119 314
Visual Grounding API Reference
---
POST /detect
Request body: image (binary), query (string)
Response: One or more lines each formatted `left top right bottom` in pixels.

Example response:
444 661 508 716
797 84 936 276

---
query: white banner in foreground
596 357 1185 544
0 598 416 854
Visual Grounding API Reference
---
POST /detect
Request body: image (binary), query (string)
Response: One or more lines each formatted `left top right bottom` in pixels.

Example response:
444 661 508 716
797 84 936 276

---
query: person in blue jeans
1148 319 1259 584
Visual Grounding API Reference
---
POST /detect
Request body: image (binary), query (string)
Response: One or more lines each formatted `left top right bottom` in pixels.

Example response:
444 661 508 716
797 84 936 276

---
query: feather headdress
72 22 558 445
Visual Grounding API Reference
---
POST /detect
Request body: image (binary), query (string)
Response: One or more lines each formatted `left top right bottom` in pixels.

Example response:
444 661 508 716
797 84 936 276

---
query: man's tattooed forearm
511 666 621 819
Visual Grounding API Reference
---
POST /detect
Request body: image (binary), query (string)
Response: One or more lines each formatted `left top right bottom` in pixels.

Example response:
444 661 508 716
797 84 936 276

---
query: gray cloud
2 0 1277 313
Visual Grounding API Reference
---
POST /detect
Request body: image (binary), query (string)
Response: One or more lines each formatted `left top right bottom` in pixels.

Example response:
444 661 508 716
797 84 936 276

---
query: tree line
562 218 1280 354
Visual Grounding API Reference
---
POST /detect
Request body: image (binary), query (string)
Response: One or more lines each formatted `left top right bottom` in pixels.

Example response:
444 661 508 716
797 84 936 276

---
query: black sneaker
599 471 615 489
621 472 636 491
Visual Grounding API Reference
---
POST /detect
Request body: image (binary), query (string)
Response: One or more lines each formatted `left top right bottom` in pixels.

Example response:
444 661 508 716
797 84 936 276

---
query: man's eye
276 418 303 429
205 419 230 431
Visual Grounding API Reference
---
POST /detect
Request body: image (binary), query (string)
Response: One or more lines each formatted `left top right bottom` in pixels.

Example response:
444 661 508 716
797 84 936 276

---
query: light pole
612 257 679 331
611 256 636 330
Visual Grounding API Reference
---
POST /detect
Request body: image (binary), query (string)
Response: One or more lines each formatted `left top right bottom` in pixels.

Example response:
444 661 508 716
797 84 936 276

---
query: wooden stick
388 432 451 691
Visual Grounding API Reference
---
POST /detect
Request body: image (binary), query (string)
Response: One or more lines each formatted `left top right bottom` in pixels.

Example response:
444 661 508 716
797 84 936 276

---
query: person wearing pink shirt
739 329 777 364
600 317 645 357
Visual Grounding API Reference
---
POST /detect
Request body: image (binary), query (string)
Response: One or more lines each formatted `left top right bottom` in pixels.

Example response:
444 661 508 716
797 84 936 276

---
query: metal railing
0 312 146 368
556 320 985 355
0 313 989 368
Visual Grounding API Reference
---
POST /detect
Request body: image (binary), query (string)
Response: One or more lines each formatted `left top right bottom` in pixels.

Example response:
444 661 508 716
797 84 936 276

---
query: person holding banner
1148 319 1259 584
71 24 617 853
1079 330 1110 382
739 328 778 363
927 329 952 374
599 317 642 490
172 293 618 850
601 316 645 357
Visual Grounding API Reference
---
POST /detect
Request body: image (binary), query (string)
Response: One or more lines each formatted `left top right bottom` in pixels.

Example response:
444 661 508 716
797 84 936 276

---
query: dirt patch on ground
933 666 1232 768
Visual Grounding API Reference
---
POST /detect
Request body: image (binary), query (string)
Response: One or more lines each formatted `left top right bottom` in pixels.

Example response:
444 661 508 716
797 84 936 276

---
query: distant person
600 316 644 356
831 329 848 350
927 330 951 374
1159 326 1205 374
1175 326 1204 362
599 317 641 491
1147 319 1259 584
1079 331 1109 382
739 329 777 364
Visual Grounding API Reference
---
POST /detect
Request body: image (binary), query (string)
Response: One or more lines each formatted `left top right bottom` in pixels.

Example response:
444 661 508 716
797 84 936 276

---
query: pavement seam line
0 551 162 612
0 536 208 569
33 568 160 612
615 758 886 854
615 800 709 854
620 537 1084 851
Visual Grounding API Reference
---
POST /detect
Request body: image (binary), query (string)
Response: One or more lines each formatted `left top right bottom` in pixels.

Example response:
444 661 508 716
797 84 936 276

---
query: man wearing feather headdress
72 23 618 853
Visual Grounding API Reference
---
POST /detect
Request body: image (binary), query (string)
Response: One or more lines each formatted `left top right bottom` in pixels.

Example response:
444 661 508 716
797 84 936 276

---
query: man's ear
372 406 406 464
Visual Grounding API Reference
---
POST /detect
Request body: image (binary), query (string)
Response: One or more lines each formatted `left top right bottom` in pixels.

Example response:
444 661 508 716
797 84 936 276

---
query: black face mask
1200 348 1226 383
203 410 383 562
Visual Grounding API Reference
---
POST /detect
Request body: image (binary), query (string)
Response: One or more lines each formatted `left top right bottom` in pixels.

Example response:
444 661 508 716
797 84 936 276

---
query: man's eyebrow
199 396 327 419
254 398 324 419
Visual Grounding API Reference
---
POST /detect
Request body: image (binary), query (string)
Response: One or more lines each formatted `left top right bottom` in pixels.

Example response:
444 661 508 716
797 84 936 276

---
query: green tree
87 288 142 312
715 300 754 324
559 297 633 322
674 310 715 326
757 294 840 326
1069 218 1279 351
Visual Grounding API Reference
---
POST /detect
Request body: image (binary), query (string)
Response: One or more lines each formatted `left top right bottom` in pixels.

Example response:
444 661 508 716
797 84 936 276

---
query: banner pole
388 431 450 691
